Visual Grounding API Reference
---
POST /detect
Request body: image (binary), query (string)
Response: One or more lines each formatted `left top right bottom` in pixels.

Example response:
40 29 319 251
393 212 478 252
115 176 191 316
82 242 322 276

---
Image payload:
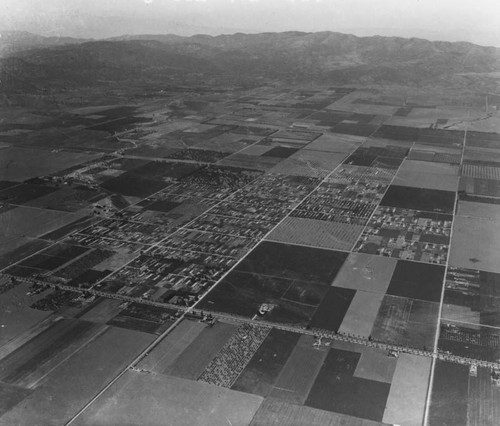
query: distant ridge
1 31 499 92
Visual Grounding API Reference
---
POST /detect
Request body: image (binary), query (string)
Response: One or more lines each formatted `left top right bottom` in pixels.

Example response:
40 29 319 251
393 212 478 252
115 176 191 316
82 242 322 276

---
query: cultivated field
332 252 397 293
449 215 500 273
266 216 364 251
383 354 432 426
0 147 99 182
0 326 154 426
73 371 264 426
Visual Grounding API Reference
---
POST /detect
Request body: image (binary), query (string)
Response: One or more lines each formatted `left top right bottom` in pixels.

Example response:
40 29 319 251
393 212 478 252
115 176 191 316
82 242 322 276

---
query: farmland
0 70 499 426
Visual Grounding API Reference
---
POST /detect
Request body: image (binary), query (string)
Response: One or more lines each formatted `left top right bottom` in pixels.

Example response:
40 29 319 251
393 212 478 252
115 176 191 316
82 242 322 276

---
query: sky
1 0 499 47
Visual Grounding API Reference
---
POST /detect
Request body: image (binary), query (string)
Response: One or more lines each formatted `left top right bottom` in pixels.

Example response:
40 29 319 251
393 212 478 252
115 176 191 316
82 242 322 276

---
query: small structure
469 364 477 377
258 303 276 316
491 368 500 386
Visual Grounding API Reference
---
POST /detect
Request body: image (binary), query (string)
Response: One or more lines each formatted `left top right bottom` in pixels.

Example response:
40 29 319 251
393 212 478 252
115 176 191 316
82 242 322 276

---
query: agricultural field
442 267 500 327
449 214 500 273
0 326 154 426
72 371 264 426
266 216 364 251
0 206 85 255
0 147 99 182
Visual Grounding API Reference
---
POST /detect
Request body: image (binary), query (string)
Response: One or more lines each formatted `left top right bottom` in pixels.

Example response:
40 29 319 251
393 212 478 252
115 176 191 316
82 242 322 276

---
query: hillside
1 31 500 93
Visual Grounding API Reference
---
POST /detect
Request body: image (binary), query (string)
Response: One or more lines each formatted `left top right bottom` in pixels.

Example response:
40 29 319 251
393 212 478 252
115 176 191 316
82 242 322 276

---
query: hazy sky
1 0 499 46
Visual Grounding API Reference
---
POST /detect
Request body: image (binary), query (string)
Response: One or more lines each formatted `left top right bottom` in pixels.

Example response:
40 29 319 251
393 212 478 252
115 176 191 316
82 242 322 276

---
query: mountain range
1 31 499 93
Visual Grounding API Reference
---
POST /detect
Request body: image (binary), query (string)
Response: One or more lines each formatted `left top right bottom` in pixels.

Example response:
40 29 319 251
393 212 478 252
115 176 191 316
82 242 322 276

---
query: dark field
236 241 348 284
443 267 500 327
371 295 439 349
107 315 162 334
331 123 378 137
281 281 329 307
232 329 299 396
26 187 105 212
309 286 356 332
0 183 58 205
0 326 154 426
0 319 103 388
18 253 72 271
305 348 390 422
269 334 328 405
164 148 230 163
0 239 51 270
381 185 455 213
438 322 500 362
39 216 93 241
428 360 469 426
199 271 317 325
262 146 299 158
165 321 237 380
467 367 500 426
101 161 200 197
387 260 445 303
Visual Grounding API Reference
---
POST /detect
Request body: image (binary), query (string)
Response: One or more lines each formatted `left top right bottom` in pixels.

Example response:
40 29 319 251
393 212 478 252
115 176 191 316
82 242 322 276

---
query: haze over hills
1 31 500 94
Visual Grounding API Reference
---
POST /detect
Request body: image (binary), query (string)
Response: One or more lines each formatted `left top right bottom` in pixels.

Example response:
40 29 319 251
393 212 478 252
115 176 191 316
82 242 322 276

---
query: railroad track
15 276 500 371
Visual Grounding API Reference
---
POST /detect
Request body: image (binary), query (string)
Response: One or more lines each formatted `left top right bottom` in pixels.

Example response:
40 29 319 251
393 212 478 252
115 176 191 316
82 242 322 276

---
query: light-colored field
457 200 500 221
392 170 459 191
383 354 432 426
73 371 263 426
331 252 397 293
338 290 384 338
0 207 84 255
409 143 462 157
323 339 397 385
354 347 397 384
462 113 500 133
449 215 500 274
0 147 99 182
441 303 481 325
266 217 364 251
137 319 206 373
250 397 384 426
270 334 327 405
0 326 154 426
305 133 365 153
398 160 459 176
362 137 412 149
